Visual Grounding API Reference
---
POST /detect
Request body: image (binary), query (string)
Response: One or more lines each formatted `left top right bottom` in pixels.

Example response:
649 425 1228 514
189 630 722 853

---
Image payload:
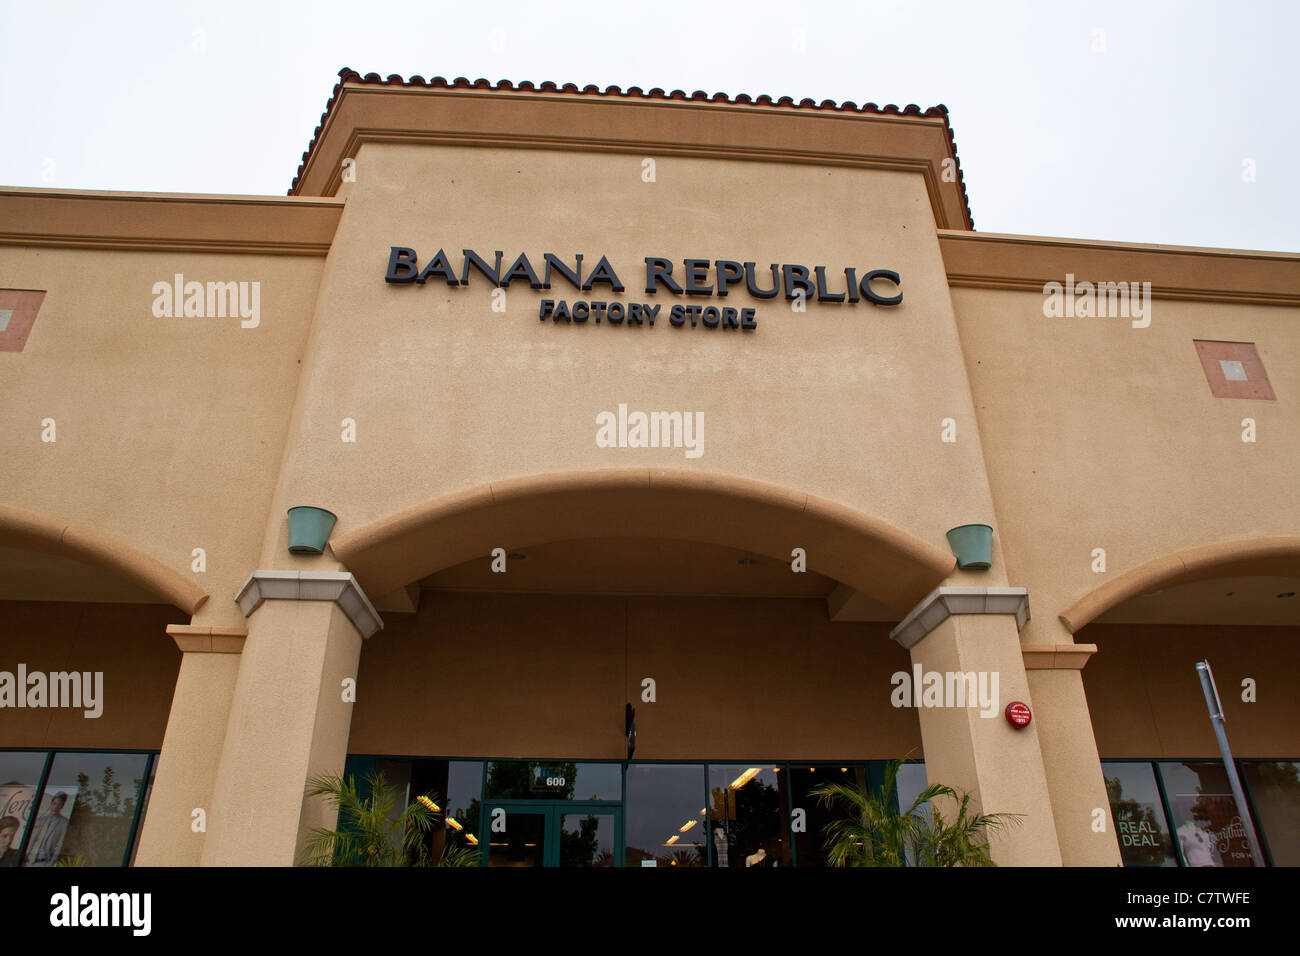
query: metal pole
1195 660 1265 867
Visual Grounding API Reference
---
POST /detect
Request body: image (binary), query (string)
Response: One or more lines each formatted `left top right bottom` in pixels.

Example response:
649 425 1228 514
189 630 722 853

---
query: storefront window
1158 761 1258 867
410 759 482 861
559 812 616 867
1101 762 1178 866
624 764 706 867
895 761 928 867
1241 761 1300 866
707 765 787 867
22 751 150 867
789 764 868 867
0 751 48 867
485 761 621 801
895 762 928 814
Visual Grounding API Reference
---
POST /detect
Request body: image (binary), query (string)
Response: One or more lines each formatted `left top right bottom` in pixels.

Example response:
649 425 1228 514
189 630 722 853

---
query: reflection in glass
1101 762 1177 866
624 764 705 867
560 813 615 866
485 761 621 801
895 762 928 867
128 760 157 866
0 752 48 867
23 752 149 867
409 760 483 864
708 765 787 867
790 765 868 867
1241 761 1300 866
1159 761 1258 867
487 810 546 867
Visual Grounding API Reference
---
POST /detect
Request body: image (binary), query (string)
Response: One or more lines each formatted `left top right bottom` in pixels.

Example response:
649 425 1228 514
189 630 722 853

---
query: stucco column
891 587 1062 865
133 626 246 866
1022 643 1122 866
199 571 381 866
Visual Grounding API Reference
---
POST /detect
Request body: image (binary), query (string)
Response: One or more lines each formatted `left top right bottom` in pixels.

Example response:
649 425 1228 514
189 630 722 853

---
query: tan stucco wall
348 592 922 760
259 142 1006 584
0 601 184 749
0 246 328 628
1082 623 1300 759
952 287 1299 645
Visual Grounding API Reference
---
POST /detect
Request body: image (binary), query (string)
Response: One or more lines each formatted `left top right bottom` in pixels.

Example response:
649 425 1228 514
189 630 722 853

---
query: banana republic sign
385 247 901 331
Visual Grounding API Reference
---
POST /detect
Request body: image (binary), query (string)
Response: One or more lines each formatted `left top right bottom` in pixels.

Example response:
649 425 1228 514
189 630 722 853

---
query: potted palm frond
809 757 1022 866
302 770 477 867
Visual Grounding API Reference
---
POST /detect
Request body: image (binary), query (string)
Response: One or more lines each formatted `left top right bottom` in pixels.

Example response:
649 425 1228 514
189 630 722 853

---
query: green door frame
480 800 623 867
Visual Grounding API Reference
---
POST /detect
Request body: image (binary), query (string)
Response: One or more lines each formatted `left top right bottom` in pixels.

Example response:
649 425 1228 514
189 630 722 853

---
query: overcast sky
2 0 1295 252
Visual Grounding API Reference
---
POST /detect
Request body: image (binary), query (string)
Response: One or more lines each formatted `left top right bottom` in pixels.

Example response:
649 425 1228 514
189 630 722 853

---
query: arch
330 468 955 614
0 505 209 614
1059 536 1300 633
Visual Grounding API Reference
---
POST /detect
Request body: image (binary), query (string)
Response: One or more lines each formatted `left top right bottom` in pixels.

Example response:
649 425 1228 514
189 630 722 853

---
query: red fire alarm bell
1005 701 1031 728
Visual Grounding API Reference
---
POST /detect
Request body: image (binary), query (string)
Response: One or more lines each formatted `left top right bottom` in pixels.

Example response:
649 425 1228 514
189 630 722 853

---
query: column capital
234 570 383 638
165 624 248 654
889 586 1029 649
1021 643 1098 670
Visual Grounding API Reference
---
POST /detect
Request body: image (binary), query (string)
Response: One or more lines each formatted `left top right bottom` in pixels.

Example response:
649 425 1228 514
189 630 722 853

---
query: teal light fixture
287 506 337 555
946 524 993 570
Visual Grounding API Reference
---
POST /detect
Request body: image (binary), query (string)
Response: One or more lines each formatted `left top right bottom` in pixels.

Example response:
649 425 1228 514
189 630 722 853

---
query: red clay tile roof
292 67 975 229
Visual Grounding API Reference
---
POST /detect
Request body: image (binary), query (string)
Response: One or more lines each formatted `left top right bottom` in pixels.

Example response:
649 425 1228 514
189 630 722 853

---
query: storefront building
1 70 1297 867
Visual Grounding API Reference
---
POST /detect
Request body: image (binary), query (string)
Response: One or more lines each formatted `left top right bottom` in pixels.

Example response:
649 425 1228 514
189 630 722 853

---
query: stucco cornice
939 229 1300 306
290 70 975 231
0 187 345 256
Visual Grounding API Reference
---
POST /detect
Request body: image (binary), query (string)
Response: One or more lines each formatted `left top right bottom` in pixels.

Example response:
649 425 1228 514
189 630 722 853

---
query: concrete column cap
234 570 383 639
165 624 248 653
889 585 1029 649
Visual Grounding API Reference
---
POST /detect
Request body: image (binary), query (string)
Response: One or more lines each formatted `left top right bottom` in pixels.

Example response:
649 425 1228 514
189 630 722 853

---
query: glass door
556 804 619 867
481 802 622 866
484 807 547 867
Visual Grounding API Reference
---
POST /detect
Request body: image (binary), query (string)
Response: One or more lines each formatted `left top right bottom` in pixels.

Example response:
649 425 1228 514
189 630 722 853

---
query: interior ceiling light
730 767 762 790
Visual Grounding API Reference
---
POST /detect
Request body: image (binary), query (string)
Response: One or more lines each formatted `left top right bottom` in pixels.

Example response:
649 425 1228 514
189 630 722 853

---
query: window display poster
1170 792 1255 867
0 785 79 867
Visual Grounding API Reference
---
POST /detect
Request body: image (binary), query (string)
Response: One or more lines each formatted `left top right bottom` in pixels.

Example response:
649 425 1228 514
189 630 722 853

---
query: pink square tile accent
1193 340 1275 401
0 289 47 352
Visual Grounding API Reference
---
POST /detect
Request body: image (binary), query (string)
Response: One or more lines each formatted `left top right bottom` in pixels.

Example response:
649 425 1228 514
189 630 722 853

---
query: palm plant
809 757 1022 866
302 770 442 867
433 842 481 867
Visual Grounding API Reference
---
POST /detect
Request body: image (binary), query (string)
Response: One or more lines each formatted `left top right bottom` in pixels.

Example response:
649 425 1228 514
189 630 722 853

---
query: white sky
1 0 1296 252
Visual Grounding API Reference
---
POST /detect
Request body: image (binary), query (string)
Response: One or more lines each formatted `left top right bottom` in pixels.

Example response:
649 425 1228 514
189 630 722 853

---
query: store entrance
482 802 622 867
